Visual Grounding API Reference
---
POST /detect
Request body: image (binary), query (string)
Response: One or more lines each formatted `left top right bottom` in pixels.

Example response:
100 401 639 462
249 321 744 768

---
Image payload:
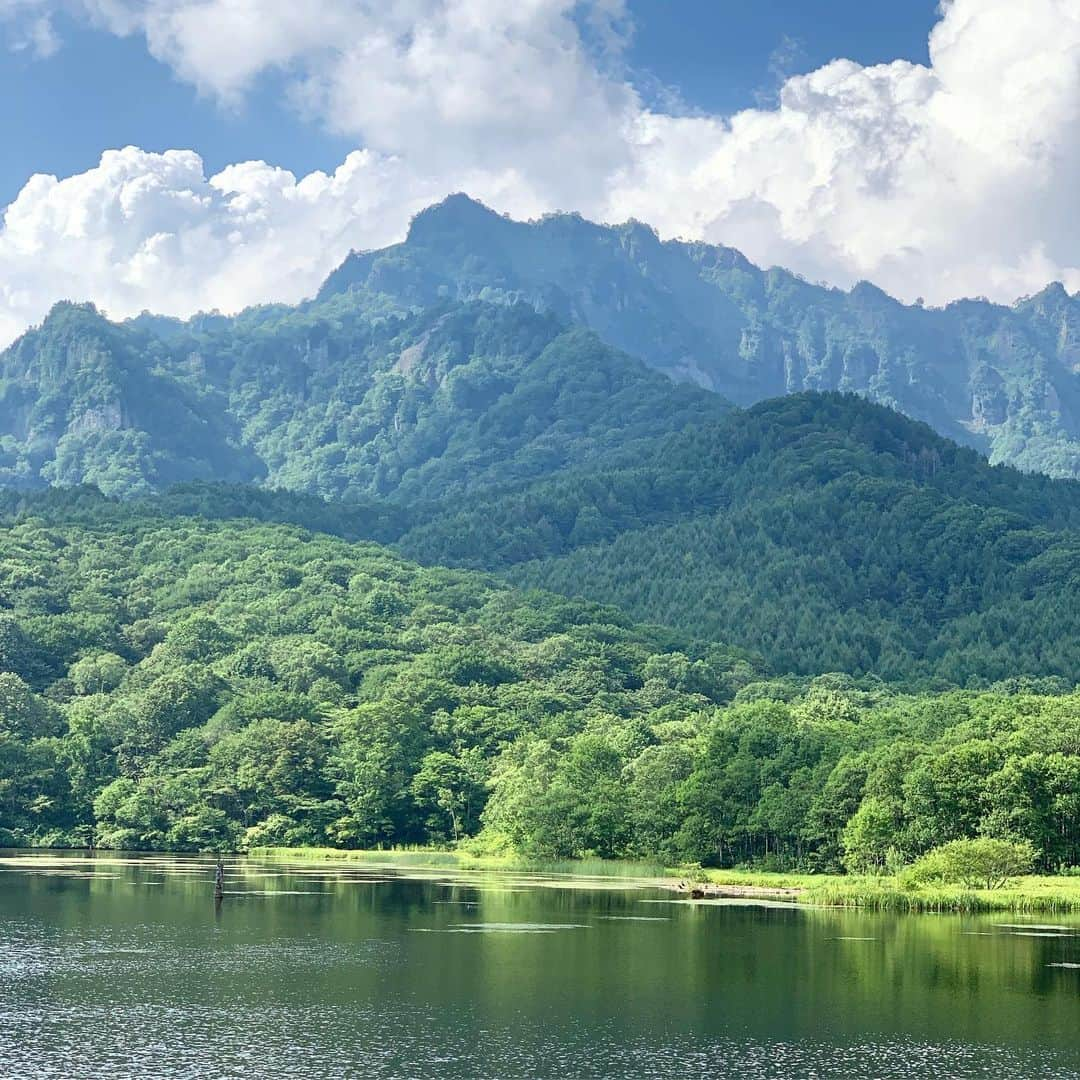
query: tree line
1 510 1078 873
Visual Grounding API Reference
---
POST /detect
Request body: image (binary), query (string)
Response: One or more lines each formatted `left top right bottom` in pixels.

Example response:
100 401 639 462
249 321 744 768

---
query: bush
903 838 1035 890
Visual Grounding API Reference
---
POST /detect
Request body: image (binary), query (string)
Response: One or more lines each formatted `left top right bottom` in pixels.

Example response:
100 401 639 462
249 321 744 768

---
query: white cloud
612 0 1080 304
73 0 638 206
0 0 58 55
0 145 448 344
1 0 1079 346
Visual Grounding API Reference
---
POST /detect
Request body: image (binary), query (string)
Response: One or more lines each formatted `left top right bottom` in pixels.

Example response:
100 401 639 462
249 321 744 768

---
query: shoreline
8 846 1080 913
250 847 1080 913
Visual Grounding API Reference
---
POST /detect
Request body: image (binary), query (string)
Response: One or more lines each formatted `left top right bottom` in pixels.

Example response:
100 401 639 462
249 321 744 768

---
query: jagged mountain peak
406 192 510 244
1015 280 1076 314
17 300 113 343
312 198 1080 479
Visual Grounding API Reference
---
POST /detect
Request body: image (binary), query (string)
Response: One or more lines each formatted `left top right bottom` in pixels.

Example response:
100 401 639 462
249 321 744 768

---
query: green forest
2 199 1080 872
6 296 1080 683
0 503 1078 875
404 393 1080 682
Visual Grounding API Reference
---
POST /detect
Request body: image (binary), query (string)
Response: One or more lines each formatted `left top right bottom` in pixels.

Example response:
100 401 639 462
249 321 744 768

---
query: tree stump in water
214 859 224 900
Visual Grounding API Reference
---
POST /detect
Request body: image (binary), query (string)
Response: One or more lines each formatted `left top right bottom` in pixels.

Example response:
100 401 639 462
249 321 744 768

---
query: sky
0 2 938 208
0 0 1077 345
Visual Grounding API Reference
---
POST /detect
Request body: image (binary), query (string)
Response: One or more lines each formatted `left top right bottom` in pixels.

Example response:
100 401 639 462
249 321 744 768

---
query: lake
1 852 1078 1078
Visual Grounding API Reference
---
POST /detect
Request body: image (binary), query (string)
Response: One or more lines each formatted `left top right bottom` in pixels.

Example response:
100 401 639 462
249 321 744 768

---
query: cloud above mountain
1 0 1078 344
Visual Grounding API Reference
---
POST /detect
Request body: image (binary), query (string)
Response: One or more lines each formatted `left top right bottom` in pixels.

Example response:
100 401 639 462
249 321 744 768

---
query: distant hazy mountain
0 294 725 498
321 195 1080 479
4 194 1079 493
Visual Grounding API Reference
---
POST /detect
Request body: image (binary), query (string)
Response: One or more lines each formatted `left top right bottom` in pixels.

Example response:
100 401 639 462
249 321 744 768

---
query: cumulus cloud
1 0 1079 345
613 0 1080 303
77 0 638 202
0 146 446 345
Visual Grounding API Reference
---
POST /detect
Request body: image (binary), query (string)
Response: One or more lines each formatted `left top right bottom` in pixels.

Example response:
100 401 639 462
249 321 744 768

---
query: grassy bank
248 846 667 879
247 847 1080 913
694 868 1080 913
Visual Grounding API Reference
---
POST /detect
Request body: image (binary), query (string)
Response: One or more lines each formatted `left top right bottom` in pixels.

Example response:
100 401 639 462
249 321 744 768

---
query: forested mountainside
2 193 1080 802
399 394 1080 683
0 296 726 498
322 195 1080 478
3 196 1080 499
3 389 1080 686
1 507 1079 872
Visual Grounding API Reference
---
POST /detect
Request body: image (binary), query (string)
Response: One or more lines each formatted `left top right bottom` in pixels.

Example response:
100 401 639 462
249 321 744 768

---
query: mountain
5 195 1080 496
3 220 1080 865
4 284 1080 683
5 198 1080 871
321 194 1080 479
0 296 726 499
6 389 1080 687
394 392 1080 684
3 199 1080 685
0 302 264 495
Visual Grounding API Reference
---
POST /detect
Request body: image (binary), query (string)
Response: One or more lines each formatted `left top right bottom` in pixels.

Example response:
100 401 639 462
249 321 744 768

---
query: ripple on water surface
0 1002 1077 1080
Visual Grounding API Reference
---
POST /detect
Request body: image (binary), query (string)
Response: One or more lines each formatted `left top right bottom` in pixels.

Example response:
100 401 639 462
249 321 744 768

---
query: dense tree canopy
0 513 750 851
4 387 1080 685
406 394 1080 682
0 508 1077 874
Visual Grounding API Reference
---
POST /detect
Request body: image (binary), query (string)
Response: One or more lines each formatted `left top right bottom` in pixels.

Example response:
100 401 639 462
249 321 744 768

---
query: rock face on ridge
4 195 1080 489
321 195 1080 478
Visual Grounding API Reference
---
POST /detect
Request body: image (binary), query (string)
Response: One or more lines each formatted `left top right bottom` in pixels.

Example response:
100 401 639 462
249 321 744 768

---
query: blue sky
0 1 936 207
628 1 934 112
0 0 1075 345
0 11 354 207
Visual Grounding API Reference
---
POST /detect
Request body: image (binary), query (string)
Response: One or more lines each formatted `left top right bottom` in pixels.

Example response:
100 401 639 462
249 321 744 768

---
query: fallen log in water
667 881 804 902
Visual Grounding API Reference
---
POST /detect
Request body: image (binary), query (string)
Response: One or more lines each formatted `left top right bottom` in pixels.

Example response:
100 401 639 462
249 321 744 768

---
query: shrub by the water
903 839 1035 890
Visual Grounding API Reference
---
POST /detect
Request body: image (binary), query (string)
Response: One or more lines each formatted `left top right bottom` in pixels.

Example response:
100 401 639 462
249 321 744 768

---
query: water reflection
1 851 1078 1078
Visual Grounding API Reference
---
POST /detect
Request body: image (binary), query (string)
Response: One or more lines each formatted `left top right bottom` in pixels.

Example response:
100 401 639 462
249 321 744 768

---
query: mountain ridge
0 296 727 499
319 194 1080 478
2 198 1080 684
6 194 1080 484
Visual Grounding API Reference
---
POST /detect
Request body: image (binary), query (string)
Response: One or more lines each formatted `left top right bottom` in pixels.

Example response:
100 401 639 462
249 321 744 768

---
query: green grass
251 845 473 867
673 867 823 890
248 846 666 878
689 868 1080 912
249 848 1080 912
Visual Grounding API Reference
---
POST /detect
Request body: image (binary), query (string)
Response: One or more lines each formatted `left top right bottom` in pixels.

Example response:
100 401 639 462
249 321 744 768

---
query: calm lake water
1 852 1079 1078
